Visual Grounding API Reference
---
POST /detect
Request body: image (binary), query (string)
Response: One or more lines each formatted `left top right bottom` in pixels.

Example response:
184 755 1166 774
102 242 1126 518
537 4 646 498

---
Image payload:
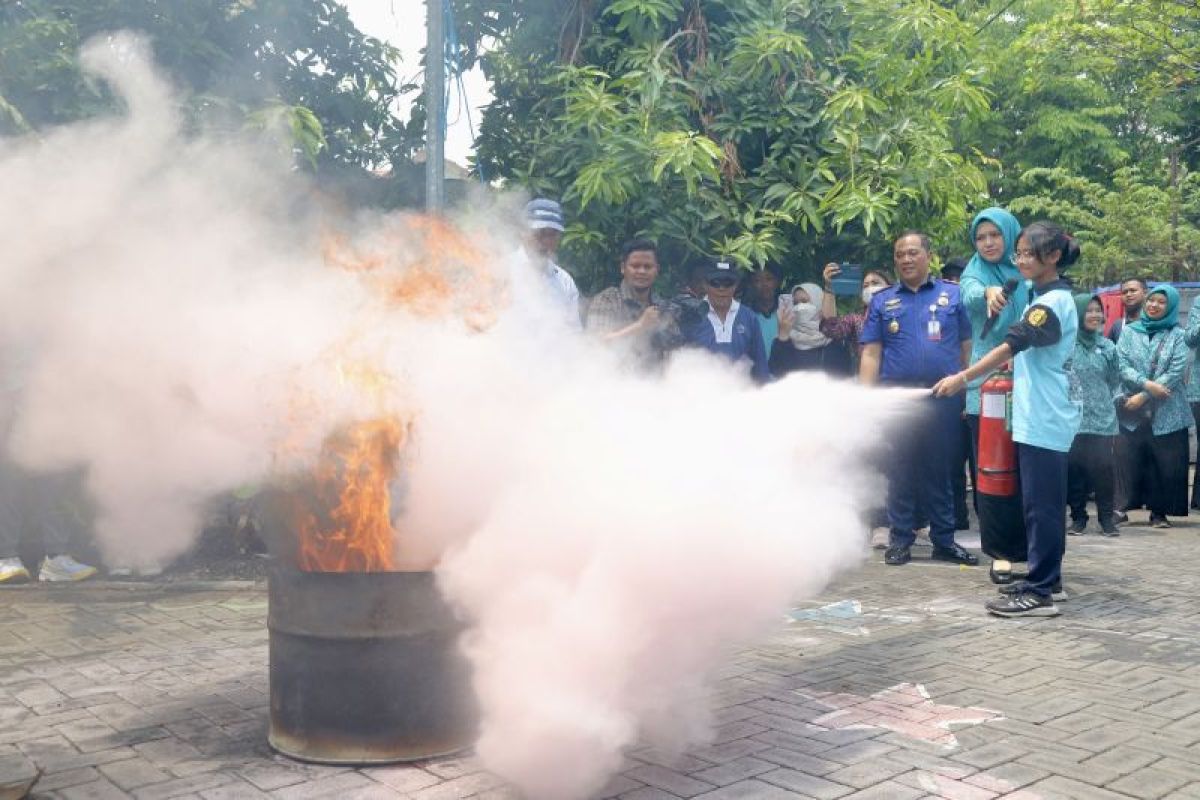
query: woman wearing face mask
933 221 1080 617
770 283 836 376
1066 295 1121 537
815 263 892 370
1115 285 1193 528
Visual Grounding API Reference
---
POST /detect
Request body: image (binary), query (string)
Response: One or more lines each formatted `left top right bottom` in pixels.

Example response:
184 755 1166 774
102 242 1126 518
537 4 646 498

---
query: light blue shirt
1067 337 1120 436
960 265 1030 414
1184 307 1200 403
1012 286 1080 452
1117 325 1193 435
754 311 778 360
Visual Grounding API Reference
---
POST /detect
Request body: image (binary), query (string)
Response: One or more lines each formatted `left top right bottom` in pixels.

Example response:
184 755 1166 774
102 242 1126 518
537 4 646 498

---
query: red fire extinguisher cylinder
977 369 1018 497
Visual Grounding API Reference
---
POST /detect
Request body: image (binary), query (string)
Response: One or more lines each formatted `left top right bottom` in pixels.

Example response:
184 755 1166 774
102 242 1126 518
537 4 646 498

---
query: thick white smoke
0 36 917 799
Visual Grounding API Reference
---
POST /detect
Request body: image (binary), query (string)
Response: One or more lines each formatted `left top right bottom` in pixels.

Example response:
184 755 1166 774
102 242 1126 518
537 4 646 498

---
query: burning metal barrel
263 417 475 765
268 565 477 764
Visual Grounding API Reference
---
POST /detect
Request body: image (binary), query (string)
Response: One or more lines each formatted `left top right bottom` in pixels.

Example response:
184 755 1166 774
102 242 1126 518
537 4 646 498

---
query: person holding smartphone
771 283 840 375
818 262 892 372
933 221 1081 617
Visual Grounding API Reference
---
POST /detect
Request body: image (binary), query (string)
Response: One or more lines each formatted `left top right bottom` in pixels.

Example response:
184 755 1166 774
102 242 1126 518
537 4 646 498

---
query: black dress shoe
931 543 979 566
884 545 911 566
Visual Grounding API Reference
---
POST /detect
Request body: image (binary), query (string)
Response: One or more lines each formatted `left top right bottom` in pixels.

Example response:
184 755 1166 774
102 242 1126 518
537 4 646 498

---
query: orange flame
320 215 500 329
288 215 501 571
296 417 405 572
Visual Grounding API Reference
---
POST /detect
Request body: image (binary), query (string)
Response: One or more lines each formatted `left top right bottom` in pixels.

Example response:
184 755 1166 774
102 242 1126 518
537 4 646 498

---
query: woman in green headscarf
1115 285 1194 527
1066 294 1121 536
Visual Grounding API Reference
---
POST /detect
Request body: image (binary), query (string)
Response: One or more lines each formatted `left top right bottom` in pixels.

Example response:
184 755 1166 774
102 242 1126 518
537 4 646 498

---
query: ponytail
1019 221 1080 269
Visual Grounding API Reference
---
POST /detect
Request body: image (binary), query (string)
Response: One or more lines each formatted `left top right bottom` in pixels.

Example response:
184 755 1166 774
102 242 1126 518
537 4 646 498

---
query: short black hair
895 230 931 253
943 256 969 273
1119 277 1148 290
620 238 658 264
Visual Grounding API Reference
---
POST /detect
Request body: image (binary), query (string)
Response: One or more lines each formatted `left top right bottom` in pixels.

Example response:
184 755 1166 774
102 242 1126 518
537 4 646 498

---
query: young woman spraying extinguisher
933 222 1081 617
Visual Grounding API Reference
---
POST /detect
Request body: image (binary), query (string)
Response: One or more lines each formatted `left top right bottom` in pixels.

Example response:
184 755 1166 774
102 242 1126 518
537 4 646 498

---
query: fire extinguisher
977 366 1018 496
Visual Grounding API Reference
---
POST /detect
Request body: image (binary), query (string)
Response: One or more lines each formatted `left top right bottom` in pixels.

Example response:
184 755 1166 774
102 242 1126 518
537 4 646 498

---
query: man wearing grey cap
517 198 581 330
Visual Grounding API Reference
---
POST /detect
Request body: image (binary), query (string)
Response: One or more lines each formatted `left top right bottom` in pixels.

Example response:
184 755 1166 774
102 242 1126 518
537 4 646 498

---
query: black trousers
886 395 962 549
1066 434 1116 525
1192 402 1200 510
950 415 975 527
1116 424 1190 518
1115 426 1151 511
1019 443 1068 598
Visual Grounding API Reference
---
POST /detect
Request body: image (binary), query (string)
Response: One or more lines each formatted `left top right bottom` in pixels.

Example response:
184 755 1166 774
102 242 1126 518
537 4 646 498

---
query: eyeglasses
1014 249 1037 261
707 278 737 288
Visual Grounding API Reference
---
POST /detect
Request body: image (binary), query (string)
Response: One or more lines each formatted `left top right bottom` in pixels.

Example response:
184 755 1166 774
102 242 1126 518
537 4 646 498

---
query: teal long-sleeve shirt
1116 326 1194 435
1184 309 1200 403
1067 338 1120 436
959 265 1029 415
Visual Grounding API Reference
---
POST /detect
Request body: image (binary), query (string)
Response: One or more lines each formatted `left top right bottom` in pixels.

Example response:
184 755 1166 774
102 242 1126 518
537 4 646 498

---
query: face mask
862 285 884 305
792 302 819 323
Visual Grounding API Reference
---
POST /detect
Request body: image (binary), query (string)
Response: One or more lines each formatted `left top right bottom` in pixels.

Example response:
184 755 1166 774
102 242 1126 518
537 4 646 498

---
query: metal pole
425 0 446 213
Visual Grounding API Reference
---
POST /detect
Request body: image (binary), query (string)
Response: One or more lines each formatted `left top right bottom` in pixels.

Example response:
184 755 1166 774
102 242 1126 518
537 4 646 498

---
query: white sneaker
39 555 98 582
0 557 31 584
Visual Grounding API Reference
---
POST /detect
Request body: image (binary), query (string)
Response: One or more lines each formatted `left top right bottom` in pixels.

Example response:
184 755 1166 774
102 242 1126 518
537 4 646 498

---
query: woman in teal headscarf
1115 285 1194 527
960 208 1029 434
1066 294 1120 536
959 207 1028 583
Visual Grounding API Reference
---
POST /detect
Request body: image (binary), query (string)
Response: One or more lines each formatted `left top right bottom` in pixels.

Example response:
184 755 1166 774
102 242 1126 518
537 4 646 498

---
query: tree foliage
953 0 1200 286
463 0 994 291
0 0 421 180
460 0 1200 291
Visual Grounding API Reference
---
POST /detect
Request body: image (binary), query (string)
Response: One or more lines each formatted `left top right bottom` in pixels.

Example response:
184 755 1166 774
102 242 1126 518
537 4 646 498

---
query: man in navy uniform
859 232 979 566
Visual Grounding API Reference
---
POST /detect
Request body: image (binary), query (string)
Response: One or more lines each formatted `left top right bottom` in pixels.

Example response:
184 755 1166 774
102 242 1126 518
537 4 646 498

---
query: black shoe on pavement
930 543 979 566
987 590 1060 617
1114 511 1129 524
1151 515 1172 529
1099 520 1120 537
999 581 1067 602
884 545 911 566
1068 519 1087 535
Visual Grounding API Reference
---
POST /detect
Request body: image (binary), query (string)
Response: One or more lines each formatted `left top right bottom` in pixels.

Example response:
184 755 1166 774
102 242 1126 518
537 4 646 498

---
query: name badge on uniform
937 293 949 307
884 298 902 311
926 304 941 341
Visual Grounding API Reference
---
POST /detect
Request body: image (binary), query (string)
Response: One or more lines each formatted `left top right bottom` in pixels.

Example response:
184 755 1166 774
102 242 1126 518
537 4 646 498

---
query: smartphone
778 293 794 313
831 263 864 296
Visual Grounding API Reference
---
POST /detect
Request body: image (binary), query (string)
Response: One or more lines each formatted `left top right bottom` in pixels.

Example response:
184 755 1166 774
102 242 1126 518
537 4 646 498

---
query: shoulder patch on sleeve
1027 307 1048 327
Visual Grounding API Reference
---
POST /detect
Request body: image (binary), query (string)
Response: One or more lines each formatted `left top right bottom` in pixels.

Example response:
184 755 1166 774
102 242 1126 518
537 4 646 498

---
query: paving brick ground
3 509 1200 799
